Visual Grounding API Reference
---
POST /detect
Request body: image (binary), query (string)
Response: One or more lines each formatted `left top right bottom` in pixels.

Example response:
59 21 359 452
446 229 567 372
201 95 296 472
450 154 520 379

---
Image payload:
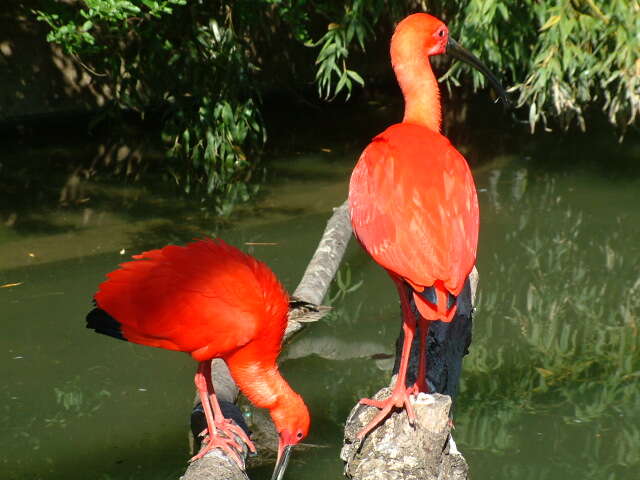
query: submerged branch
181 201 352 480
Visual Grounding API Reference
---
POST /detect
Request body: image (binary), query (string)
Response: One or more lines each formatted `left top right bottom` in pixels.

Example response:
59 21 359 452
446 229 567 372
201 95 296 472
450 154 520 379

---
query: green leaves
36 1 265 214
312 24 364 100
36 1 188 54
327 264 363 305
308 0 639 131
500 0 639 131
163 15 267 214
33 0 640 213
169 97 265 214
539 14 562 31
308 0 380 100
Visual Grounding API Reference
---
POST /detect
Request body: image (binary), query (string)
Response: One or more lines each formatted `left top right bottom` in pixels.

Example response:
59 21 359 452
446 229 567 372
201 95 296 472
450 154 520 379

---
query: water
1 122 639 480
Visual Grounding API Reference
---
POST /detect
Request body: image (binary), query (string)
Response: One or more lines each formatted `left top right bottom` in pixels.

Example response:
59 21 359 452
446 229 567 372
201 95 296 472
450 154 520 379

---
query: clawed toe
191 421 254 467
356 386 418 439
189 438 243 466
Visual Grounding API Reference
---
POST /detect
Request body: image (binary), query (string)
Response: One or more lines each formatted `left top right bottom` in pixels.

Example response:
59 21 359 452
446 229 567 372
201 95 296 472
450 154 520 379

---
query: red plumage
347 12 503 439
94 238 288 360
87 238 309 471
350 123 478 321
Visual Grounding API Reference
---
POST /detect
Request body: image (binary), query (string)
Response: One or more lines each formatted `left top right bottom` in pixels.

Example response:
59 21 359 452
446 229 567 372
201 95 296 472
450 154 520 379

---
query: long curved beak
446 37 510 106
271 444 293 480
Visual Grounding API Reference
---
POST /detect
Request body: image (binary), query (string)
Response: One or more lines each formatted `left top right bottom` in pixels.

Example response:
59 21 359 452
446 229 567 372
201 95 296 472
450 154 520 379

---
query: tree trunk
341 391 468 480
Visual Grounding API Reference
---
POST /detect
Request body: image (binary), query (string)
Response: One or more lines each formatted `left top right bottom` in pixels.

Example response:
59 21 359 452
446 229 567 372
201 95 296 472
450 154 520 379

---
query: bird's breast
349 123 478 295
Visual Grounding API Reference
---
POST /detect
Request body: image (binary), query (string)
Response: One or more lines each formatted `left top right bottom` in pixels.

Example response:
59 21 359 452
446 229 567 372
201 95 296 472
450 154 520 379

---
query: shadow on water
1 102 640 480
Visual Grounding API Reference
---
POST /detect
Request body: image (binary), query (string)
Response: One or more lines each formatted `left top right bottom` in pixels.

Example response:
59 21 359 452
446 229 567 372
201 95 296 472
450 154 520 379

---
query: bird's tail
411 280 457 322
394 277 473 399
86 306 126 341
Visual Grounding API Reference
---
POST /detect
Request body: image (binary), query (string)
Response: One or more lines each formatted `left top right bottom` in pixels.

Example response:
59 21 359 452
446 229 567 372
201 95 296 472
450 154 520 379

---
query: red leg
190 361 256 465
416 318 431 393
356 278 419 439
206 375 256 454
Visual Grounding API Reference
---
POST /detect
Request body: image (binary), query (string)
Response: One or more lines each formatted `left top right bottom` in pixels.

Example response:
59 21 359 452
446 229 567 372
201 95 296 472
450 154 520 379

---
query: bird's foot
356 384 418 440
190 419 256 467
213 417 257 454
190 431 244 466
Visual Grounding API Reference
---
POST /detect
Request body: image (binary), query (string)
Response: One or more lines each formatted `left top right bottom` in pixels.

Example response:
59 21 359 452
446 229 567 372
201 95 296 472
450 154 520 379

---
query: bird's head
269 392 310 480
391 13 509 105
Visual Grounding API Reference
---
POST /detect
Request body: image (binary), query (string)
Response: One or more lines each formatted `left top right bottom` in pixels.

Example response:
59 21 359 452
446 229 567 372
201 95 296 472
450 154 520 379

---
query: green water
1 124 639 480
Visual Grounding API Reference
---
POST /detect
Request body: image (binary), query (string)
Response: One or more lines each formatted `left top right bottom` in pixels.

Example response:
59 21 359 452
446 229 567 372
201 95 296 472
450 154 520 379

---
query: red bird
349 13 507 438
86 239 309 479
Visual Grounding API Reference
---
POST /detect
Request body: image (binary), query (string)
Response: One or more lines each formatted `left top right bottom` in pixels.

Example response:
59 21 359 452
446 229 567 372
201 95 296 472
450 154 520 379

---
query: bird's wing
93 239 287 358
349 124 478 296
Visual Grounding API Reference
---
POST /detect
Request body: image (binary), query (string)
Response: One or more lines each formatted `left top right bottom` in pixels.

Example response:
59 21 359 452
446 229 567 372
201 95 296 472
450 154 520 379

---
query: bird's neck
225 347 294 411
392 50 442 132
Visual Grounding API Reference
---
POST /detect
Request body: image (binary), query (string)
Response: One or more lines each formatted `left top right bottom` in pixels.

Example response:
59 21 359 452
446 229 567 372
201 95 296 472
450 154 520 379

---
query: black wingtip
86 307 126 341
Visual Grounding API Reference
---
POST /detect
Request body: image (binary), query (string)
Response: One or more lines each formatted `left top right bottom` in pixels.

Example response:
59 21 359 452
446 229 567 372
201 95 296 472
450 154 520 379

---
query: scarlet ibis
348 13 507 438
86 238 309 479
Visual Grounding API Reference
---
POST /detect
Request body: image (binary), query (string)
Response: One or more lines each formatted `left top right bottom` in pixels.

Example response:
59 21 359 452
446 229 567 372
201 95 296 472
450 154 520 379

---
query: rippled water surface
2 121 639 480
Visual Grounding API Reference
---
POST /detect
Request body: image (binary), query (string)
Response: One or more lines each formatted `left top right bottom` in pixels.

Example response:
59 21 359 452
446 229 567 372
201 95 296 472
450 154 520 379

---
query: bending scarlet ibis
348 13 507 438
86 238 309 479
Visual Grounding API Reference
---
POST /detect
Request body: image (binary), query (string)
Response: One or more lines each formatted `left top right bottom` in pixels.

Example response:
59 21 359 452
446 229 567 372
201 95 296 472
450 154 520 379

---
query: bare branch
286 200 351 338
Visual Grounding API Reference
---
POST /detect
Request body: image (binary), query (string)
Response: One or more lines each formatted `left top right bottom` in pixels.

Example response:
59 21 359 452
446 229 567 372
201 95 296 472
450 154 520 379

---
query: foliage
33 0 640 211
312 0 640 132
327 263 364 305
35 1 266 214
306 2 373 100
512 0 640 131
36 0 187 53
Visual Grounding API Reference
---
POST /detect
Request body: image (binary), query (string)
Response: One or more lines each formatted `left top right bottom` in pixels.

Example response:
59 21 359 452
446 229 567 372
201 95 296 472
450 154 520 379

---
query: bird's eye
438 29 445 37
296 431 303 439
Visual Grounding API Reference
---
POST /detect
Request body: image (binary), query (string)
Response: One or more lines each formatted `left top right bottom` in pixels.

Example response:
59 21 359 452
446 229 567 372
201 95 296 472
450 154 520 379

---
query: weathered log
341 390 468 480
286 200 352 338
340 267 478 480
181 201 352 480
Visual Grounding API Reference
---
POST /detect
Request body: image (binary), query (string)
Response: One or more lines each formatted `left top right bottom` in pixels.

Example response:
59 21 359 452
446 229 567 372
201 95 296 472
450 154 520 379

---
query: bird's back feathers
349 122 478 320
88 239 289 362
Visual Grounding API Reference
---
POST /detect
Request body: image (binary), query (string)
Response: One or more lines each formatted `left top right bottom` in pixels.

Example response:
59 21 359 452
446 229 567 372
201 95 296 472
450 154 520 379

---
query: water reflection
1 128 639 479
455 162 640 479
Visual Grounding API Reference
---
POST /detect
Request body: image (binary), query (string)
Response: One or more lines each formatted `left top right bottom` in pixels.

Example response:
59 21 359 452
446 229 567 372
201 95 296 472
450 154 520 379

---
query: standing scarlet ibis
86 238 309 479
348 13 507 438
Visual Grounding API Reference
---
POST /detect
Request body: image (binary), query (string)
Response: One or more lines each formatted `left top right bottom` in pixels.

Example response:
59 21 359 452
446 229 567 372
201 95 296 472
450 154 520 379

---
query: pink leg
356 279 419 439
190 361 256 465
415 318 431 393
205 373 256 454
